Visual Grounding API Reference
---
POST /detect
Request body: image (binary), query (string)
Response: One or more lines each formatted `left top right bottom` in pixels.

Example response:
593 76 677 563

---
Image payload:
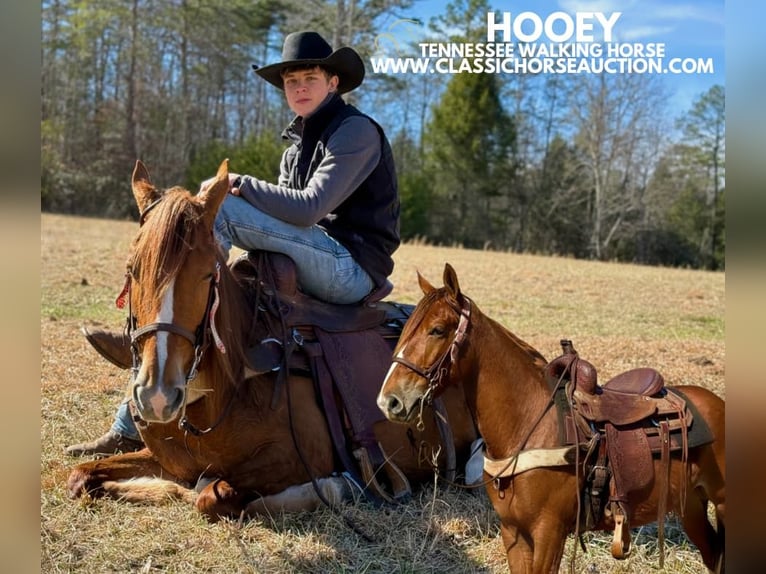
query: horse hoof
66 469 103 499
195 479 245 522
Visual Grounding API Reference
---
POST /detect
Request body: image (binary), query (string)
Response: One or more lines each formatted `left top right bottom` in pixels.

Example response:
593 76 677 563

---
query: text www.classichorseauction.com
370 11 715 75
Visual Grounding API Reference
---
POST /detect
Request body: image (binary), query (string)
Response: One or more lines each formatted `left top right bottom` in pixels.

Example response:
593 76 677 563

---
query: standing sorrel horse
67 160 477 519
377 264 725 573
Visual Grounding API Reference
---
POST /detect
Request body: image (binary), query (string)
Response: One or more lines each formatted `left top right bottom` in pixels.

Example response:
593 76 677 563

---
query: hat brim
253 46 365 94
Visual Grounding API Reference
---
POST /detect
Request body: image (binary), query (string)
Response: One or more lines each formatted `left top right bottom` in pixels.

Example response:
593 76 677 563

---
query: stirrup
353 443 411 504
610 504 632 559
380 445 411 501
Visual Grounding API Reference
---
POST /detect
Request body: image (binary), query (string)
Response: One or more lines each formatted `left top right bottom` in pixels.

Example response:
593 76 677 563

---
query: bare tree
567 73 668 259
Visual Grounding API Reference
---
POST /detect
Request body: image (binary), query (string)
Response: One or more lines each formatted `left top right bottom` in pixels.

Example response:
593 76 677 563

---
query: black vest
282 95 400 287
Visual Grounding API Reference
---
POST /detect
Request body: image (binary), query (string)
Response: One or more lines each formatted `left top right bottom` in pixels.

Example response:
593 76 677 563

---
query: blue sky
394 0 724 117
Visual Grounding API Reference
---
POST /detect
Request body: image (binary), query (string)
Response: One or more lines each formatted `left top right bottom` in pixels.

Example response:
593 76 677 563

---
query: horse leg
529 526 568 574
681 488 723 573
98 477 197 504
67 449 190 503
713 521 725 574
500 523 535 573
243 477 351 516
677 385 726 572
705 455 726 574
706 481 726 574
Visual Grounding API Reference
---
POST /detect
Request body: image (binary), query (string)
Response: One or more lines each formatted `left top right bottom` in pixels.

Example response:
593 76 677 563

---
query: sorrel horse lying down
67 160 478 519
377 264 725 573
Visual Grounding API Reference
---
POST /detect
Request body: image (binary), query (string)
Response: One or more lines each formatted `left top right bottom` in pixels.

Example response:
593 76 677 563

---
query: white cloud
617 25 674 41
558 0 722 26
556 0 723 45
649 4 723 25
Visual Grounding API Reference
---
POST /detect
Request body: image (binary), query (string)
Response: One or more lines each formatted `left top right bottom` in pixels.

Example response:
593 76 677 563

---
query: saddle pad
667 388 715 449
314 327 393 450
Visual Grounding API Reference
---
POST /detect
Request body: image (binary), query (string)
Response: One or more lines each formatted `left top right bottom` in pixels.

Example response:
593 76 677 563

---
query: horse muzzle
132 373 186 423
377 388 421 423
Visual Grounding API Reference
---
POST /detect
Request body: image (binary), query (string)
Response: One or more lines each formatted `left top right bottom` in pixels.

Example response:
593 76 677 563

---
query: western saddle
230 251 457 504
544 339 692 565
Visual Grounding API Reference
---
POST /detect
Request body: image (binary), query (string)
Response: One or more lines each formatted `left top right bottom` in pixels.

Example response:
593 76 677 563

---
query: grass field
40 212 724 573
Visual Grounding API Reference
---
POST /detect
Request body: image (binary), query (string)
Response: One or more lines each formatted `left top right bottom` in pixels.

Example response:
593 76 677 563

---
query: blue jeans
111 194 375 438
111 398 141 440
215 194 374 304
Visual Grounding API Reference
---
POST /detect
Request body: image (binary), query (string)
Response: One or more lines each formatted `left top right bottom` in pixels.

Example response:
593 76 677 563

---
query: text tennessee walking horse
67 160 478 519
377 264 725 573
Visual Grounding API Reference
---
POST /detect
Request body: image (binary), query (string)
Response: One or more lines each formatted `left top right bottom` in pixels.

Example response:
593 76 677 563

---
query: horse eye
201 268 216 282
429 325 446 337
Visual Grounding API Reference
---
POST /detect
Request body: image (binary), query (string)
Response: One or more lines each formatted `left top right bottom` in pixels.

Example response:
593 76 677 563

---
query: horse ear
198 159 230 227
417 270 436 295
443 263 462 300
131 160 161 215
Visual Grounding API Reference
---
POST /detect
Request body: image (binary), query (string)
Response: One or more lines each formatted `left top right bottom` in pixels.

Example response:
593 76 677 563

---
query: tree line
41 0 725 270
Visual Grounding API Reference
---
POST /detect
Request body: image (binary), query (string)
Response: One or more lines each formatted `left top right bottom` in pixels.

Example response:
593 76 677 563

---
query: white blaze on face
382 343 407 387
377 343 408 414
147 277 176 415
155 277 175 373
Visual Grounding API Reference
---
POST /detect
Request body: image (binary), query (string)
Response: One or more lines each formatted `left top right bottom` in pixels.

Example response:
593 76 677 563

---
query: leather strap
391 297 471 399
432 397 456 482
303 340 361 486
658 419 671 568
483 445 577 477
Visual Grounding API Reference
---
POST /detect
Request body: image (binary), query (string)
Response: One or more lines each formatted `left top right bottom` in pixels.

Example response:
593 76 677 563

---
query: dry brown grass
41 213 724 573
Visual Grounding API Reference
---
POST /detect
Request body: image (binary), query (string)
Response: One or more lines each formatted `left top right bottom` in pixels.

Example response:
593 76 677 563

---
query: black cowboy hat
252 31 365 94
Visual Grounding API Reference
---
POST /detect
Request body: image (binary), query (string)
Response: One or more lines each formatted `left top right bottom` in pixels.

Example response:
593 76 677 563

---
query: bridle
116 261 226 382
391 295 471 405
389 294 482 488
389 293 565 493
114 195 229 435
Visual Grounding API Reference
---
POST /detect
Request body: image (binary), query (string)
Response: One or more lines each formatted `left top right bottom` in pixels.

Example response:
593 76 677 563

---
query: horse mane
129 187 200 317
129 187 251 389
